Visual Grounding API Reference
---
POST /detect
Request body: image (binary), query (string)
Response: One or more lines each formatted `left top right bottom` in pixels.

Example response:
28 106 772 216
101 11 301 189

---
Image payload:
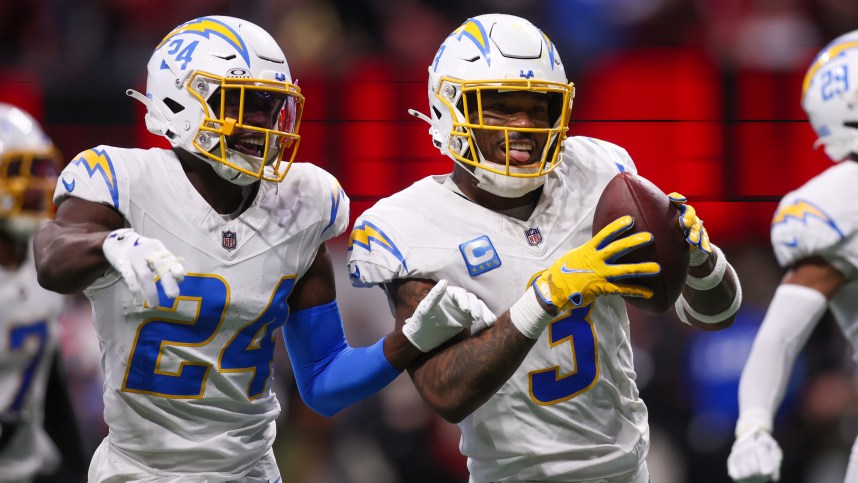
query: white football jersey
347 137 649 481
54 146 349 479
0 240 64 481
770 160 858 361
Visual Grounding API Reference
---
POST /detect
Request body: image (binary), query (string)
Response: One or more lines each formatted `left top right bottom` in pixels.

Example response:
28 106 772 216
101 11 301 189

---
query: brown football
592 172 689 314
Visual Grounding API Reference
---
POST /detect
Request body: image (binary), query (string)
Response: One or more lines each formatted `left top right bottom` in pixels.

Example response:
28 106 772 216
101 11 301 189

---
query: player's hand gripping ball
592 172 691 314
668 192 712 265
534 216 661 313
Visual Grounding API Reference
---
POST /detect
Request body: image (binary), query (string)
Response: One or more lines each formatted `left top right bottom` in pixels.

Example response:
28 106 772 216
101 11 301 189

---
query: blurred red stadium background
2 2 855 481
0 33 832 249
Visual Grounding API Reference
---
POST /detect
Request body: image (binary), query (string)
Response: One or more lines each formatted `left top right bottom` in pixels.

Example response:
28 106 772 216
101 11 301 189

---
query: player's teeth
509 143 531 151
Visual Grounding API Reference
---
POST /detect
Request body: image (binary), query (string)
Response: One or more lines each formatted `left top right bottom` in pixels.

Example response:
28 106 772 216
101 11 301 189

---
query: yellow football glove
534 216 661 312
668 192 712 264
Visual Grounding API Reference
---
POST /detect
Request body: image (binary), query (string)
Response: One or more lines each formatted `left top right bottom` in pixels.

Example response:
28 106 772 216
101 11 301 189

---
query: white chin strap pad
456 146 547 198
473 168 546 197
209 158 259 186
815 134 858 162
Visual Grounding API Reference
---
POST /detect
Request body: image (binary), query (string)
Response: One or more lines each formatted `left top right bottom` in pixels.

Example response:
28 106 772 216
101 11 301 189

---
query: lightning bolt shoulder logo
155 17 250 68
348 220 408 272
71 149 120 210
322 178 346 234
771 199 844 240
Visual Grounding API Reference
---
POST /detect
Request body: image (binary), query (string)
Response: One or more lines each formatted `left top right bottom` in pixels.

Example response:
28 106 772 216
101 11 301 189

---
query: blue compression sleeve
283 301 401 417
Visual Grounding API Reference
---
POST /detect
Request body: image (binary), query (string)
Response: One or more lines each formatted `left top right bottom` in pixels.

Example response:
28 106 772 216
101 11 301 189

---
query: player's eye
32 158 58 177
244 91 287 114
4 159 22 177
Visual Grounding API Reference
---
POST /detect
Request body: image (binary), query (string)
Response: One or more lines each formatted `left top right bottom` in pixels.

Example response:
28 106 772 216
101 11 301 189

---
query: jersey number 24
122 274 294 400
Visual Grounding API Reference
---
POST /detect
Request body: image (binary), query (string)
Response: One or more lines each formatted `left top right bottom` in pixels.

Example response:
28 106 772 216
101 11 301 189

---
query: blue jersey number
123 275 295 399
529 306 598 405
220 278 294 400
7 320 49 414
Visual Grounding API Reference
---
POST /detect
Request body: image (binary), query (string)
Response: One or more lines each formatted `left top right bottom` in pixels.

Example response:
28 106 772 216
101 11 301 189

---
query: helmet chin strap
130 87 278 186
814 134 858 162
219 164 258 186
205 155 260 186
457 145 547 198
198 132 278 186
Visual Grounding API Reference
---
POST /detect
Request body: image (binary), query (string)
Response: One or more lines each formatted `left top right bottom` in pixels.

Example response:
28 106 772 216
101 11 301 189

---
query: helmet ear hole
163 98 185 114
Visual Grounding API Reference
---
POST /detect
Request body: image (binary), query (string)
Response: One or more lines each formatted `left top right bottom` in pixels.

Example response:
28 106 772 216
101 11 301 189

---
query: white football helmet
801 30 858 162
0 103 60 240
128 16 304 185
411 14 574 197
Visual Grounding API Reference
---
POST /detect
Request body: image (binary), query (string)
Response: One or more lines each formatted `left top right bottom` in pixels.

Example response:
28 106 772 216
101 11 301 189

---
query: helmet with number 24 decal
128 16 304 185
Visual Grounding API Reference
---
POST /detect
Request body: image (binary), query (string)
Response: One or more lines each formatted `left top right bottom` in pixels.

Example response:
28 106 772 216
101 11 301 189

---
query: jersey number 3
122 274 294 400
529 306 598 405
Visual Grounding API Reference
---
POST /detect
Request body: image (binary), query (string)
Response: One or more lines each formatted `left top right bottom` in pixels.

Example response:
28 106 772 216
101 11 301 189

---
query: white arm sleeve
735 283 828 436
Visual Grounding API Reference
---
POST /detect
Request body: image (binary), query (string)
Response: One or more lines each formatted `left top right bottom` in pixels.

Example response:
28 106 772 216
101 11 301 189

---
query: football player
347 14 742 482
32 16 493 482
0 102 66 482
728 30 858 483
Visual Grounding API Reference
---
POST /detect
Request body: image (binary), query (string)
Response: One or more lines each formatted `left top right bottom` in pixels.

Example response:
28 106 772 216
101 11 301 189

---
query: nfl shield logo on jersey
525 227 543 246
222 230 237 251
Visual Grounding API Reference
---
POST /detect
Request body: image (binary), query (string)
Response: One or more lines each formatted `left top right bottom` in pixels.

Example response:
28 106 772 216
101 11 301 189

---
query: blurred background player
728 30 858 483
347 13 742 483
32 15 491 482
0 102 85 482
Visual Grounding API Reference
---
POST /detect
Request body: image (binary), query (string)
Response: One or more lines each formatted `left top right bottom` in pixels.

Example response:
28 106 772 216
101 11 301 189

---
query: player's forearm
285 302 402 417
409 313 535 423
383 329 426 371
736 283 827 435
682 265 739 325
34 222 111 293
677 245 741 330
736 333 792 434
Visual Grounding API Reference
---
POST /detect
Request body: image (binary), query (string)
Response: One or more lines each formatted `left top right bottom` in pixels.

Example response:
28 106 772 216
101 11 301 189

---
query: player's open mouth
501 140 535 163
229 135 266 157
